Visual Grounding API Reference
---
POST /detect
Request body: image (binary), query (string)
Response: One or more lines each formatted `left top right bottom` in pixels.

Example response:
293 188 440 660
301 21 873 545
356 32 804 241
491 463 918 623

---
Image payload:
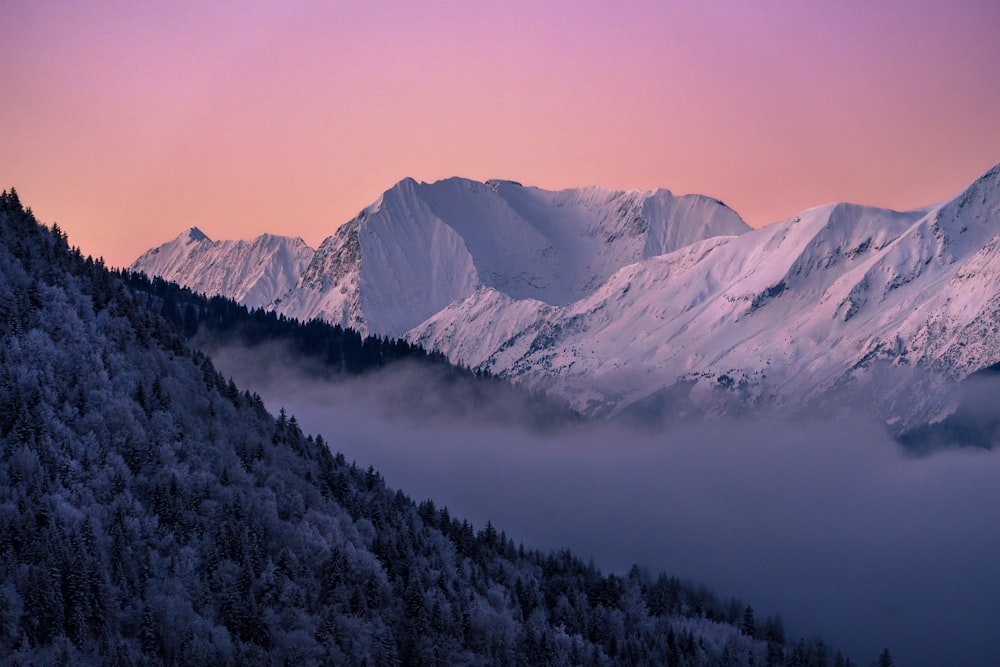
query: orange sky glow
4 0 1000 267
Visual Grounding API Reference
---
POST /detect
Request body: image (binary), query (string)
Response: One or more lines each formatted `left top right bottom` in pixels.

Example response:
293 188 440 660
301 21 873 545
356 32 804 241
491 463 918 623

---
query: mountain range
133 164 1000 429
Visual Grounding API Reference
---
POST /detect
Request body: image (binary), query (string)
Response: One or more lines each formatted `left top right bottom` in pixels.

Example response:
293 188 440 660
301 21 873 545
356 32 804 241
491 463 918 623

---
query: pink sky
4 0 1000 267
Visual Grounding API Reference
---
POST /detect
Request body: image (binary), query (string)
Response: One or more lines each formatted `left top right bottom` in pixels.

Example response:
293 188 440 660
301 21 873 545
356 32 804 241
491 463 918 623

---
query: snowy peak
742 203 925 317
132 230 315 310
400 176 749 305
181 226 210 243
269 176 748 336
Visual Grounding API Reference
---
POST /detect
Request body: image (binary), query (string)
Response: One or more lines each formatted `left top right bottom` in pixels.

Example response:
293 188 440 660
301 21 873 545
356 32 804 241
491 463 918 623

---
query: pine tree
741 605 756 638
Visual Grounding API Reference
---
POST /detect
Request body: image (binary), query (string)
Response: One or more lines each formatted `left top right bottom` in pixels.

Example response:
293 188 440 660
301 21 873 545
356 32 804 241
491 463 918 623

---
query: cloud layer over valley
206 342 1000 667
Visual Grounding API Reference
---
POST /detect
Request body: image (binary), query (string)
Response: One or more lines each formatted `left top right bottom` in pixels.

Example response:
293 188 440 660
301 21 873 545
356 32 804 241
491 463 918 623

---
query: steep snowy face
274 218 366 331
271 176 748 336
273 180 482 336
417 177 749 306
131 228 315 309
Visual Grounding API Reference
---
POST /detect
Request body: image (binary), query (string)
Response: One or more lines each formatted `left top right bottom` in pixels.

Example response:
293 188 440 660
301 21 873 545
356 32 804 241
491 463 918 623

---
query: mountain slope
131 227 314 309
412 165 1000 426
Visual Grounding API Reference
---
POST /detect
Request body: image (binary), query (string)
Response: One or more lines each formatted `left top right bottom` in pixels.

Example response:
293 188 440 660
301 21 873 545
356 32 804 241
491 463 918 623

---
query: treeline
120 270 477 377
0 188 876 665
120 265 580 429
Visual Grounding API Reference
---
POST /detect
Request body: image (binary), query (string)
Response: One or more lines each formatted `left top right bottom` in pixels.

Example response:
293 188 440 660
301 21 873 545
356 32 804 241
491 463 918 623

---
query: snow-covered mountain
133 166 1000 427
131 227 314 309
272 177 750 337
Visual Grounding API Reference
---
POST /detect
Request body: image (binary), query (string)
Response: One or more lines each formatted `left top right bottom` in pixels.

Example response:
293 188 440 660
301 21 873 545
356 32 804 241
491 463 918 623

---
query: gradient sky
4 0 1000 267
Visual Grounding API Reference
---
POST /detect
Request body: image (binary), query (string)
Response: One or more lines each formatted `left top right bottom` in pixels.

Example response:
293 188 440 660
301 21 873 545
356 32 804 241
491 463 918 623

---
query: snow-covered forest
0 189 872 665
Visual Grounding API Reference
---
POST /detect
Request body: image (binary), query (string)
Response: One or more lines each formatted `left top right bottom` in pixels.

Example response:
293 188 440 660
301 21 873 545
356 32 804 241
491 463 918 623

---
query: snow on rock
131 228 315 309
264 176 748 337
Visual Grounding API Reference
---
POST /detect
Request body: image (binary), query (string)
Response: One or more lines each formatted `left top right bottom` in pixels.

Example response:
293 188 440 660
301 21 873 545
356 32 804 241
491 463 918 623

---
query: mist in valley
206 342 1000 667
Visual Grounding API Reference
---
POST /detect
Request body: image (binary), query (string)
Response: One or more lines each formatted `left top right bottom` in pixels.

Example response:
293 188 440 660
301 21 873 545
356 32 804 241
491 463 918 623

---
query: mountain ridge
133 165 1000 428
133 227 315 309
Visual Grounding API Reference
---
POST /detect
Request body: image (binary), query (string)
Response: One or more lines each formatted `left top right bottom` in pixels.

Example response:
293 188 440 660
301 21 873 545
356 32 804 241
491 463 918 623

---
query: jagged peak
251 232 310 247
179 226 210 243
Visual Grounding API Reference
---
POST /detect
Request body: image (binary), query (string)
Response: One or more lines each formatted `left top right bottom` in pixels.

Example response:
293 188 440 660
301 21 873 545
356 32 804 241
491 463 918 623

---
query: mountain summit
133 166 1000 426
272 177 749 336
133 229 314 309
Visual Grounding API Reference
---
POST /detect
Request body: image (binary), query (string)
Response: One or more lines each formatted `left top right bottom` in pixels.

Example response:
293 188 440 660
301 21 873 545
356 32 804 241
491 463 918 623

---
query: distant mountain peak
132 229 314 309
181 226 210 243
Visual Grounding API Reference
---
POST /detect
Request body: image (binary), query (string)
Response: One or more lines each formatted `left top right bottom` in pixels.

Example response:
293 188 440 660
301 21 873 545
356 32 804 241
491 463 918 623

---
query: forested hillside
121 270 458 376
0 189 864 665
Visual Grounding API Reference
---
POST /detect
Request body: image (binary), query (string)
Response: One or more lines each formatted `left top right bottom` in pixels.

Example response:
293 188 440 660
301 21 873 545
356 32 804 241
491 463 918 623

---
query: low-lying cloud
206 342 1000 667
